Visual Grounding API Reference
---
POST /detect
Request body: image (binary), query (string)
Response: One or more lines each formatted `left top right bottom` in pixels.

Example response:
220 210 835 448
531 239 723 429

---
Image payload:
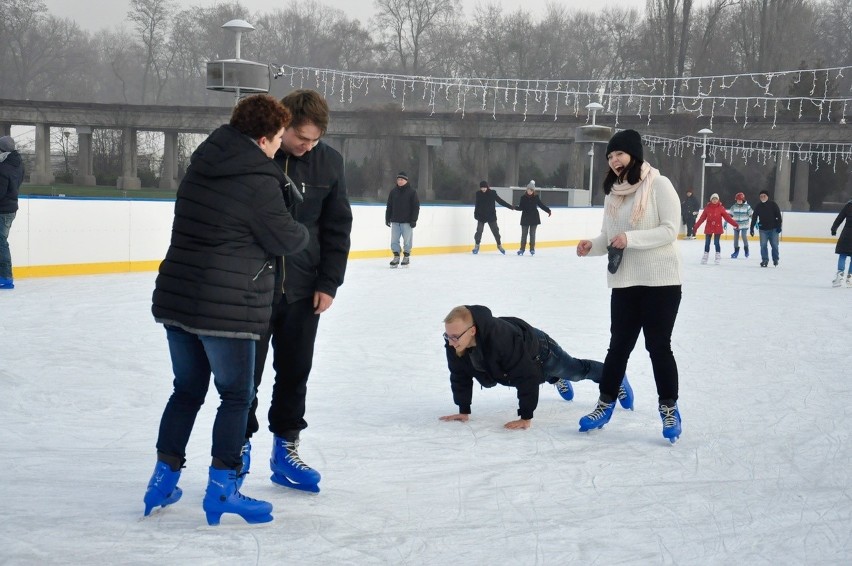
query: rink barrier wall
7 197 841 279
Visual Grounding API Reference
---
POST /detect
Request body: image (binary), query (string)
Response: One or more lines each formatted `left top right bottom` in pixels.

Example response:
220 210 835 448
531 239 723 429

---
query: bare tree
372 0 459 73
127 0 176 103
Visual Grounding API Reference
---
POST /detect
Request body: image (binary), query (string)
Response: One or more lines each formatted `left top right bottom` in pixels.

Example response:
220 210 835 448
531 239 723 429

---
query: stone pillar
420 137 441 200
773 144 792 211
29 122 55 185
0 123 11 137
504 142 520 187
117 127 141 190
73 127 96 186
791 159 810 211
474 140 489 183
571 143 588 198
339 138 349 164
159 130 179 190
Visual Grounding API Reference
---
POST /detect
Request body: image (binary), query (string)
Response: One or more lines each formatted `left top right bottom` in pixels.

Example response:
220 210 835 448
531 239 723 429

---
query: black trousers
599 285 682 404
684 219 695 237
246 296 320 440
474 220 501 245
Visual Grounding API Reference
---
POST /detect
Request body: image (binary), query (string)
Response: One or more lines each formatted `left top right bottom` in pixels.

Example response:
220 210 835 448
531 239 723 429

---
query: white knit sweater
588 174 683 288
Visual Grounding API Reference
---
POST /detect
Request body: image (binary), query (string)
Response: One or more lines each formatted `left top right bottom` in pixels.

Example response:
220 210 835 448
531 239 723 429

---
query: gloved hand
547 211 552 217
410 222 416 228
775 227 782 234
692 211 697 217
832 229 837 236
749 229 754 237
386 221 391 227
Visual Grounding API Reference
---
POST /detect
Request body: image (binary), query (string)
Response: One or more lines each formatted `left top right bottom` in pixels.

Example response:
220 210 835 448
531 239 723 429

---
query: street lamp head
586 102 604 126
698 128 713 136
221 19 255 60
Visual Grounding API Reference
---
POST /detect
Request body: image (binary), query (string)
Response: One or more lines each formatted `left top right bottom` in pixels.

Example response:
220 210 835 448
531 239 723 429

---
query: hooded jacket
474 188 513 222
445 305 544 420
831 200 852 256
694 201 738 235
152 124 310 340
0 150 24 214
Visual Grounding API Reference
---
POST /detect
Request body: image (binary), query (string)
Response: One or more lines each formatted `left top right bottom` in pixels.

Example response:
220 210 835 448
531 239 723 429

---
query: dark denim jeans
156 326 256 470
759 229 780 263
0 211 15 279
534 329 603 384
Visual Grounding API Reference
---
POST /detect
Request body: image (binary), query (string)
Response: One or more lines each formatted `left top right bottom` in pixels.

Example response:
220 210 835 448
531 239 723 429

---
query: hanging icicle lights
273 64 852 126
642 133 852 170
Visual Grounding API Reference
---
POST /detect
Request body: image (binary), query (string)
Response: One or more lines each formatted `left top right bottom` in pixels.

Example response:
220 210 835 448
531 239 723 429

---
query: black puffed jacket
385 181 420 224
445 305 544 420
517 192 551 226
152 125 309 339
274 141 353 303
0 151 24 213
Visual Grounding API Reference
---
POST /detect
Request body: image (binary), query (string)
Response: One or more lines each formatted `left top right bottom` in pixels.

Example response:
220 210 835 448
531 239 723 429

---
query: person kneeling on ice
439 305 633 430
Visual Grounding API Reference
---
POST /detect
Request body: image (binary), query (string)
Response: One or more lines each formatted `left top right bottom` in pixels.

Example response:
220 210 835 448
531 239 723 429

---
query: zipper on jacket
253 260 272 281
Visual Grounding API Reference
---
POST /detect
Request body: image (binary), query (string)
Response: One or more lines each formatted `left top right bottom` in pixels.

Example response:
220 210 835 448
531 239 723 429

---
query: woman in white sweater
576 129 684 443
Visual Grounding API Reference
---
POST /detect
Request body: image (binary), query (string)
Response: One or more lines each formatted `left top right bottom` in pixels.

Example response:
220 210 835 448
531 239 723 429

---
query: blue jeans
732 228 749 251
703 233 721 253
0 212 15 279
534 329 603 384
759 229 780 263
390 222 413 254
838 254 850 272
156 326 256 469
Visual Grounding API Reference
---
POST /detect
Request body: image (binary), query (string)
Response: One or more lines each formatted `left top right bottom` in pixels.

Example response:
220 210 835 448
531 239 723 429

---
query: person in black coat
385 171 420 266
682 189 700 239
831 199 852 287
472 180 514 254
0 135 24 289
749 189 783 267
515 180 551 255
439 305 633 430
145 94 309 525
244 89 353 494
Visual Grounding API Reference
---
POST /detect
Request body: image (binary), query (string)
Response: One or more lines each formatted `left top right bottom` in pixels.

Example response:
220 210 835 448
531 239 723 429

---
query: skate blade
270 473 320 493
197 514 275 530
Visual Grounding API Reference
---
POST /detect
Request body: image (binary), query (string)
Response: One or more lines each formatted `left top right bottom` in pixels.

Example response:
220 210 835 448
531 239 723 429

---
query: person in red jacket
694 193 738 264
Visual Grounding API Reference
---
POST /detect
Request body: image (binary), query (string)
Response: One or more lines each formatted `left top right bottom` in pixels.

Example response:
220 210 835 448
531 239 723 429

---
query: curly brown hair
280 89 329 134
229 94 292 140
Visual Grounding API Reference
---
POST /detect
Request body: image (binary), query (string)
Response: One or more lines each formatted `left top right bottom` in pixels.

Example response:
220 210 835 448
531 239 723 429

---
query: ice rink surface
1 240 850 565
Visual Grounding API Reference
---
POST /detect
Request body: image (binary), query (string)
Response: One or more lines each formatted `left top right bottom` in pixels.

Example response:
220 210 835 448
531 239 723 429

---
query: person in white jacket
575 129 684 443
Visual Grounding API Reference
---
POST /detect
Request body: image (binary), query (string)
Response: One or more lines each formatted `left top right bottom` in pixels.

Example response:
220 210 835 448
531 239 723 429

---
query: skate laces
617 385 628 400
588 399 614 419
284 441 312 471
659 405 678 427
556 380 571 394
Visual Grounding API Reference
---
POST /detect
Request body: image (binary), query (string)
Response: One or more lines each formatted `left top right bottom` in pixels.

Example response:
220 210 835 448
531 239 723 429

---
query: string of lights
642 133 852 169
273 64 852 126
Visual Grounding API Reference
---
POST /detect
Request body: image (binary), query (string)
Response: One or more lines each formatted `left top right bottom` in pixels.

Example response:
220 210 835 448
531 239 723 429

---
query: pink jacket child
693 193 738 263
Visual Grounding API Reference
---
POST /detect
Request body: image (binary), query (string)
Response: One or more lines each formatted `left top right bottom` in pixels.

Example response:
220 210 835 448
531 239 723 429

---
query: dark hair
229 94 291 140
280 89 330 134
602 158 644 194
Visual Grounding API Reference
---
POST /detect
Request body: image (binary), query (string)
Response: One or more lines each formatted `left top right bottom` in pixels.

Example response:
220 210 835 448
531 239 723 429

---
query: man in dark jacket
439 305 633 430
0 135 24 289
385 171 420 267
146 94 309 525
682 189 700 239
472 180 514 254
244 89 353 494
830 199 852 287
749 189 783 267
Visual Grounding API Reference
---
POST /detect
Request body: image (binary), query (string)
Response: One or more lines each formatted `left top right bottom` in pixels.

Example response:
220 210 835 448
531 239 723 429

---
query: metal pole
700 142 706 207
588 147 595 191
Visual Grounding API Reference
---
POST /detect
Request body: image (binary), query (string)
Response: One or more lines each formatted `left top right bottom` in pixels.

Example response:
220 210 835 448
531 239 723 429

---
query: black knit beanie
605 129 643 161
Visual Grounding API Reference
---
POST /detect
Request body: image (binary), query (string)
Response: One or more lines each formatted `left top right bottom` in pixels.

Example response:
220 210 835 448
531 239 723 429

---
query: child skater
728 192 753 258
694 193 738 264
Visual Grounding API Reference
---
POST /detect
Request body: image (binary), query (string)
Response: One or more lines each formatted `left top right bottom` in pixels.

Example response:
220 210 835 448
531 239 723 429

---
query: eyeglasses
443 324 474 343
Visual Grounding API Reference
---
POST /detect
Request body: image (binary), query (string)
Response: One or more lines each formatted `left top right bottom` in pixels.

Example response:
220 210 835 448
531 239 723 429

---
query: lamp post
698 128 713 206
221 19 255 105
586 102 604 191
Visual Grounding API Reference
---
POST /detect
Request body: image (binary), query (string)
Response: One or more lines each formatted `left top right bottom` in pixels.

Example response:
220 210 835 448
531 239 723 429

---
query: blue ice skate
578 398 616 432
143 461 182 516
555 378 574 401
203 467 273 526
270 437 321 493
617 375 634 410
659 403 682 443
472 244 479 254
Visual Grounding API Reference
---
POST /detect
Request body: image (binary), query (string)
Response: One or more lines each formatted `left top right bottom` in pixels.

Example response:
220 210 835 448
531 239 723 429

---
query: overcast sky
46 0 652 32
